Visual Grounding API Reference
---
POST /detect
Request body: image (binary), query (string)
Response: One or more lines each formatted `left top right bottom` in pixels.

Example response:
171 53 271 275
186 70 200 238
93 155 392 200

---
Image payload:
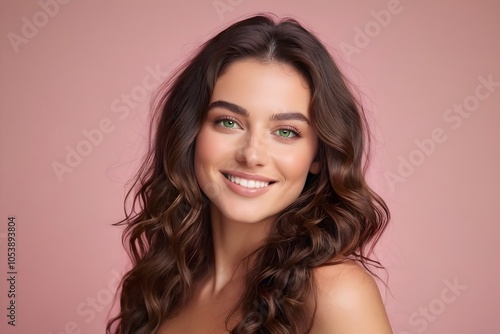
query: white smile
224 174 271 189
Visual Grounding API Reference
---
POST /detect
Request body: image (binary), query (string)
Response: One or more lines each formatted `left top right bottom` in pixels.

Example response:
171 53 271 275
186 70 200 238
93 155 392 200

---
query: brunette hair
107 14 390 334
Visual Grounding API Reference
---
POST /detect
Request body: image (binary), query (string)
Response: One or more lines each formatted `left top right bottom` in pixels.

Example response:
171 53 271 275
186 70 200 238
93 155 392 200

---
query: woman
107 14 392 334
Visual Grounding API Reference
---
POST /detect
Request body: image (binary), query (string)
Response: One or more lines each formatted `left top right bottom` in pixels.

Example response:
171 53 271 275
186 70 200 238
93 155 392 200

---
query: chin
213 203 278 225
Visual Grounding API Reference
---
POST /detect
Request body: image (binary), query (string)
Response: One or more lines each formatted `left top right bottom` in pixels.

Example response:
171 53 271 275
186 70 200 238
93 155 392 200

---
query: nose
235 129 269 167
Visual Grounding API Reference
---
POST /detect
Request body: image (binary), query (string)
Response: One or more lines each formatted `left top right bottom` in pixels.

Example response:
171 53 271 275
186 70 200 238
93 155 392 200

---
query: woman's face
194 59 319 224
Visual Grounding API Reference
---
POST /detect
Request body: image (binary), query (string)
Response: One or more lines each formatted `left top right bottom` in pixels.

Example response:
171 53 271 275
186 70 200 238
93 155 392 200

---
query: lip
220 170 277 182
221 171 276 197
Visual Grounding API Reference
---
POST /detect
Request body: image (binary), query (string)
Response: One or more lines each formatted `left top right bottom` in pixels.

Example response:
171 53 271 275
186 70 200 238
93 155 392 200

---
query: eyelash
214 116 241 129
276 126 302 139
213 116 302 139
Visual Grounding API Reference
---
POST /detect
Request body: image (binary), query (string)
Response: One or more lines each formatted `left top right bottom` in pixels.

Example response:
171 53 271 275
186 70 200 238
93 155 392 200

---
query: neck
207 204 273 295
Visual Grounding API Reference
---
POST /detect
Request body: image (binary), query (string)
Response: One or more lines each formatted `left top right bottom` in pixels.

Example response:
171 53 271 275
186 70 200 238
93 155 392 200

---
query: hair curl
106 14 390 334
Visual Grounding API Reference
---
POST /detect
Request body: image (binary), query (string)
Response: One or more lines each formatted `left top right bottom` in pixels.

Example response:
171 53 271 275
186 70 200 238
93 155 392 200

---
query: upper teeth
226 174 270 188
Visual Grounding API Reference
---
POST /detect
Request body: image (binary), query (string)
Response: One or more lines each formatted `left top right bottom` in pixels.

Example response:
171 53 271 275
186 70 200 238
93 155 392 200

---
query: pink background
1 1 499 333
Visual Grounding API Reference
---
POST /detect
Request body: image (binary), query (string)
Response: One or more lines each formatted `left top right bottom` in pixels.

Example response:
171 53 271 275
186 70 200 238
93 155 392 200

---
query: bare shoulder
311 259 393 334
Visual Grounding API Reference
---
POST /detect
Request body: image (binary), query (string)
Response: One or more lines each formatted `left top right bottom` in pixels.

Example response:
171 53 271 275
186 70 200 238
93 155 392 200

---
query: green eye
221 120 236 128
276 129 296 138
215 117 241 130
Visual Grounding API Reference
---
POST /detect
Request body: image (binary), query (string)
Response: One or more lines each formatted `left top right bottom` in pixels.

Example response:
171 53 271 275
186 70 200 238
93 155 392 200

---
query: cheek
195 127 215 160
277 144 317 181
194 128 229 176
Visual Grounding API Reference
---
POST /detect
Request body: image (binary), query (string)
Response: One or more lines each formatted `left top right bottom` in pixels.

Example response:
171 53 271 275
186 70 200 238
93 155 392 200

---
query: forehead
211 59 311 115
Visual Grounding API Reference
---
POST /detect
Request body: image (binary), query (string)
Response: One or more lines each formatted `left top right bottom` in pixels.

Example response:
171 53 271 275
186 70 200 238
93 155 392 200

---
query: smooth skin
159 59 393 333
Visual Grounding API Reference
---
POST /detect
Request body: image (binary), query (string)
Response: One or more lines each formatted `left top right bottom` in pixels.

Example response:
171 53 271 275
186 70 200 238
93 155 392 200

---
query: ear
309 160 320 174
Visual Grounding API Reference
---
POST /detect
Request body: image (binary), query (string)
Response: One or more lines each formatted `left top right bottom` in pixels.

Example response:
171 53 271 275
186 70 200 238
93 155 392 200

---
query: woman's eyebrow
208 100 249 117
270 112 310 125
208 100 310 125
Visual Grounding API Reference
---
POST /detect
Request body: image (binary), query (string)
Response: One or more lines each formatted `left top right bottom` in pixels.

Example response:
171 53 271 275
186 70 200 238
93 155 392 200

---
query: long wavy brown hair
106 14 390 334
